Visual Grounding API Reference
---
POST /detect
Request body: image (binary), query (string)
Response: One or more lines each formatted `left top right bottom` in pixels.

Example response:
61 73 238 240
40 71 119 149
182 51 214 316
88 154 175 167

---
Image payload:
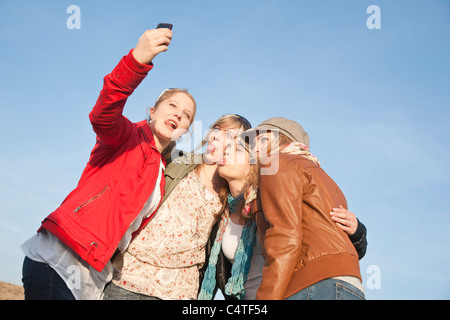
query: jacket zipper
139 127 153 176
141 126 159 152
73 186 109 213
141 127 150 144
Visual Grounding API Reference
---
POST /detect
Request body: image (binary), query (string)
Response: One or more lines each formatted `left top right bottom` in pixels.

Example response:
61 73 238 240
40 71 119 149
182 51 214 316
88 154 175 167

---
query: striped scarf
198 194 256 300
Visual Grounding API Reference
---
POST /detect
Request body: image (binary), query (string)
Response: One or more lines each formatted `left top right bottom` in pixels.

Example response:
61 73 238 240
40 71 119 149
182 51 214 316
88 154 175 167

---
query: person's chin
203 153 221 165
155 126 175 141
217 165 231 179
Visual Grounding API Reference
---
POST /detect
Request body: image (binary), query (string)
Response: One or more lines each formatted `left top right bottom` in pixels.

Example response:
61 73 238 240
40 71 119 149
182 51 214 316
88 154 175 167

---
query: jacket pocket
73 186 109 213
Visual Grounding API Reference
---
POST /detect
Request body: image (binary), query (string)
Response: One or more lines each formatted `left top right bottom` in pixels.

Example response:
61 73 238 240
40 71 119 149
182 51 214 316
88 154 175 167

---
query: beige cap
244 117 310 148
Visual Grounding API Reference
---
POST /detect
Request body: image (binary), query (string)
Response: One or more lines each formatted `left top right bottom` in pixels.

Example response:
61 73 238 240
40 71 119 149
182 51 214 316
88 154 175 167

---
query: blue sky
0 0 449 299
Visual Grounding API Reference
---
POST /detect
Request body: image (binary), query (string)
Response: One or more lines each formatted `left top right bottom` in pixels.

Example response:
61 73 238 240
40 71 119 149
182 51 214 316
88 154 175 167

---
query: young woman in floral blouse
103 114 252 300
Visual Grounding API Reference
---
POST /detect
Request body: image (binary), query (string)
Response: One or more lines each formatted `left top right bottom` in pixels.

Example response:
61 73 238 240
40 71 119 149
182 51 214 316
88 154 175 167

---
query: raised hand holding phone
132 24 173 65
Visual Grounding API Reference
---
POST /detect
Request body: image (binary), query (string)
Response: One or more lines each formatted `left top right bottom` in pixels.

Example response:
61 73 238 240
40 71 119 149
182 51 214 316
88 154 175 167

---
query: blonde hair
197 114 251 149
196 114 252 220
150 88 197 160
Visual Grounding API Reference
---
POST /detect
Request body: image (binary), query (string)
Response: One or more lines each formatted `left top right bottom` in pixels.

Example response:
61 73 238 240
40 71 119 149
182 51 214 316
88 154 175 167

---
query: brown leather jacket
254 153 362 299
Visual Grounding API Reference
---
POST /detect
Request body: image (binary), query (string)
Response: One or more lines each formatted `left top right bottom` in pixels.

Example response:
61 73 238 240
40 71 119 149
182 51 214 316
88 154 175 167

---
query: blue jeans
103 282 161 300
22 256 75 300
286 278 365 300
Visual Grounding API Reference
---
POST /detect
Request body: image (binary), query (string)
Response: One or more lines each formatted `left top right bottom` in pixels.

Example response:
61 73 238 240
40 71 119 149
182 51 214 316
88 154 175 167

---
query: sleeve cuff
124 49 154 75
349 218 367 243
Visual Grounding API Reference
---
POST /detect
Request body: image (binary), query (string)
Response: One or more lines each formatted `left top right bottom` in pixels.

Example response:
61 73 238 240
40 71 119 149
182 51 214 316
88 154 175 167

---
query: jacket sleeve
256 163 304 300
350 218 368 260
89 49 153 147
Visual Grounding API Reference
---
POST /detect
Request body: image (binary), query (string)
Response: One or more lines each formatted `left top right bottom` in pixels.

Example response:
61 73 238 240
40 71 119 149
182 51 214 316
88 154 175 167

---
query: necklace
202 166 221 192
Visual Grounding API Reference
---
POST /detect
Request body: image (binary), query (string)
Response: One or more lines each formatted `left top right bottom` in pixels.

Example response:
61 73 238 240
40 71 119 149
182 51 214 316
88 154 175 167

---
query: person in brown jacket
245 117 365 300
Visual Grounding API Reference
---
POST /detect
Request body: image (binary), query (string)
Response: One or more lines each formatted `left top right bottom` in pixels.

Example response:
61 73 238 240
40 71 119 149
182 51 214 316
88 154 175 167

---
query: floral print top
112 170 222 299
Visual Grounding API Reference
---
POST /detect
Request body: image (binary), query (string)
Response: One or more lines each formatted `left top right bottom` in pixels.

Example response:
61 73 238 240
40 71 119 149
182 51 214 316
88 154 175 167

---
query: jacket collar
137 120 167 166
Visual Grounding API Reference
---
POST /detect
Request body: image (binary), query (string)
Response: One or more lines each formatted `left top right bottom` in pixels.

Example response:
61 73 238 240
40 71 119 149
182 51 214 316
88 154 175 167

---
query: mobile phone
157 23 173 30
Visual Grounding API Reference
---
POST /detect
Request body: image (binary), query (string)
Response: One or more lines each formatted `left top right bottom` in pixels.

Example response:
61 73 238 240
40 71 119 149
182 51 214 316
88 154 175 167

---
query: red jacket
38 50 166 272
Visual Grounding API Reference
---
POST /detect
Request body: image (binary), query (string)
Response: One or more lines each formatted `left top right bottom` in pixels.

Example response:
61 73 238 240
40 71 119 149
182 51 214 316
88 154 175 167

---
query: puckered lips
206 143 225 165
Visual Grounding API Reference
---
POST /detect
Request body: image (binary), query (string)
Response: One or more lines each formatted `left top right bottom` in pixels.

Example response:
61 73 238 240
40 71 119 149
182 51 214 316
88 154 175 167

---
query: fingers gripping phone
157 23 173 30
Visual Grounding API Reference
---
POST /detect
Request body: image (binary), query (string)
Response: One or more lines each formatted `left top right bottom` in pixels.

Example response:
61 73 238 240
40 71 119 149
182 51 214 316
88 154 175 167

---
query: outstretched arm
89 28 173 147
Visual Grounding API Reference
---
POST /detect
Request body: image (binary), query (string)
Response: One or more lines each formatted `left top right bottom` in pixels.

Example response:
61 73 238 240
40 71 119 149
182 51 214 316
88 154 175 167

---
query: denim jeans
22 256 75 300
286 278 365 300
103 282 161 300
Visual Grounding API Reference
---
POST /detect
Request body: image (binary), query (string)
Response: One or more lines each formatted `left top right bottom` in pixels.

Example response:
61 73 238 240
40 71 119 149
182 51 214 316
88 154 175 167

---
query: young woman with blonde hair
21 28 197 300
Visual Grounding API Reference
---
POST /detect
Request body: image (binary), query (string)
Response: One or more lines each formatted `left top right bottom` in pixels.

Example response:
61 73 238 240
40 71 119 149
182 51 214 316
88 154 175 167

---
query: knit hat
244 117 310 148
